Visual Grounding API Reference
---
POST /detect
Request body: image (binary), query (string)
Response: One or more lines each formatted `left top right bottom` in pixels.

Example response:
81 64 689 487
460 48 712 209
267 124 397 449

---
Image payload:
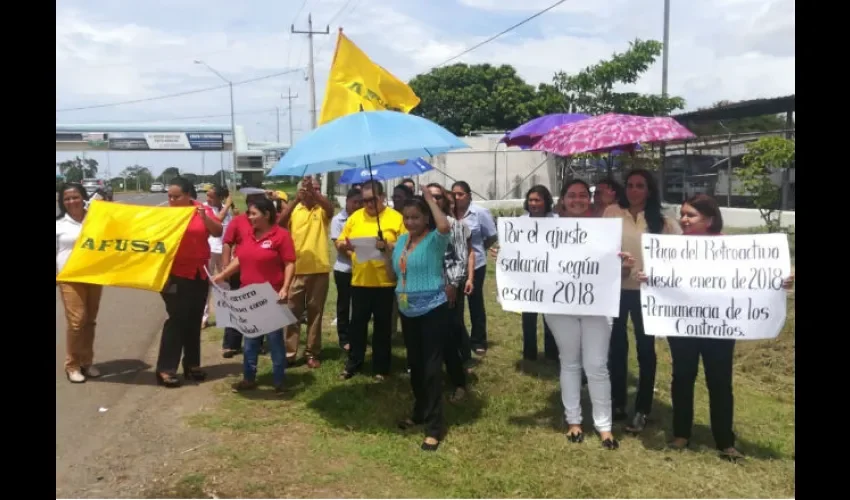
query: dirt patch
56 333 238 499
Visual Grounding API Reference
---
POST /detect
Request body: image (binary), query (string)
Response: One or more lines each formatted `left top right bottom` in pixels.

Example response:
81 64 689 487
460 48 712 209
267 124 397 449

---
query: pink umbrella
531 113 696 157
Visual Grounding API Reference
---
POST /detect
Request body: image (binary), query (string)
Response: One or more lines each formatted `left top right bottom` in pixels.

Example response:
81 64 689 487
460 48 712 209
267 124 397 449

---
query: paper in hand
349 237 383 262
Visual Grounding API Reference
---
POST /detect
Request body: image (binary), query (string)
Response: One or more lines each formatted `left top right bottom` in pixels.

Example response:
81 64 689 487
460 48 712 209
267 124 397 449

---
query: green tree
552 39 685 116
529 83 570 115
738 136 795 231
57 156 99 182
157 167 181 183
119 165 154 191
408 63 542 136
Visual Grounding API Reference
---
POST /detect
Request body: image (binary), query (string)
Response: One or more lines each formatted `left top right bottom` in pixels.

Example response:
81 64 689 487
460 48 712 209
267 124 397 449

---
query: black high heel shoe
184 368 207 381
566 431 585 443
601 438 620 450
156 372 181 388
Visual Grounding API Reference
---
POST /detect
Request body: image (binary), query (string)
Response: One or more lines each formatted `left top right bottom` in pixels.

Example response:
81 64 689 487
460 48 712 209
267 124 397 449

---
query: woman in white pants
545 179 634 450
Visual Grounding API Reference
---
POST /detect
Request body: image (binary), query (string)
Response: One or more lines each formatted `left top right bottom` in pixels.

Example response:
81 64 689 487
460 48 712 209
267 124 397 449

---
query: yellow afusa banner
56 201 196 292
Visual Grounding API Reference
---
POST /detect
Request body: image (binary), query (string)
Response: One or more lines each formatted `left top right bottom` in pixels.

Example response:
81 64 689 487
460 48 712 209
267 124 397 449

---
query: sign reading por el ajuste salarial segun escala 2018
494 217 624 317
640 233 792 340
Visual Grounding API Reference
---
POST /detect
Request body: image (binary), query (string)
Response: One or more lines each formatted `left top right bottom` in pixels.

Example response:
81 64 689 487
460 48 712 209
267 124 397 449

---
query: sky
55 0 795 178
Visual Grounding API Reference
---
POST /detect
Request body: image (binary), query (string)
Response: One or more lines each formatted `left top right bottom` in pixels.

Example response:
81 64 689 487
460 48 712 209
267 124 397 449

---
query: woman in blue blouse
382 189 452 451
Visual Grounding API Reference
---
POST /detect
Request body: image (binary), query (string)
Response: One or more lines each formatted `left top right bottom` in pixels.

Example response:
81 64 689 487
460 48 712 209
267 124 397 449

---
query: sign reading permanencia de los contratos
640 233 792 340
494 217 623 316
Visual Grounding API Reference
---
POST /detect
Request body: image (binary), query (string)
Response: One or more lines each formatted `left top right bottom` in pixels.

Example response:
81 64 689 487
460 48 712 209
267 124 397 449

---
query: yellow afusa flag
56 201 196 292
319 29 421 125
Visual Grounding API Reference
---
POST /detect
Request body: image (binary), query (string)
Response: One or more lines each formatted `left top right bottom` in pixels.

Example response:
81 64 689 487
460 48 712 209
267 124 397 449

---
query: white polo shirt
56 213 83 274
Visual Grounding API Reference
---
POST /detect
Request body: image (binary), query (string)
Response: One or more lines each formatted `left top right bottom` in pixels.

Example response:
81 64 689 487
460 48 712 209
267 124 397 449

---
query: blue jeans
243 329 286 386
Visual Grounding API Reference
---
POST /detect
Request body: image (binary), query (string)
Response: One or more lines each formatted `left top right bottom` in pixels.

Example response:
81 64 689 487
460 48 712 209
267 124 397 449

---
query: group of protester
56 168 793 457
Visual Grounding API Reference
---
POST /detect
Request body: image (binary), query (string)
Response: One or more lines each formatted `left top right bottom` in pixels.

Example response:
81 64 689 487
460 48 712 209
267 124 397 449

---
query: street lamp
195 60 237 189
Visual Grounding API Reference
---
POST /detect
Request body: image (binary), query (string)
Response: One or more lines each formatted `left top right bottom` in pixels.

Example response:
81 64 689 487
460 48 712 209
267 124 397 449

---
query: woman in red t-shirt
214 197 296 394
156 177 222 388
638 194 793 460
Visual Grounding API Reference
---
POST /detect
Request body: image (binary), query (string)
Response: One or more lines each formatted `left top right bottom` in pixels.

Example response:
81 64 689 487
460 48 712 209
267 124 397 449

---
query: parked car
82 178 113 201
150 182 165 193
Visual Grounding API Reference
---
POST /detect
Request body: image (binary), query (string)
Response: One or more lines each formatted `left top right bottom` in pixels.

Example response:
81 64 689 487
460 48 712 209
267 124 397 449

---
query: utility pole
282 87 299 146
275 107 281 143
659 0 671 202
292 13 330 192
291 14 329 130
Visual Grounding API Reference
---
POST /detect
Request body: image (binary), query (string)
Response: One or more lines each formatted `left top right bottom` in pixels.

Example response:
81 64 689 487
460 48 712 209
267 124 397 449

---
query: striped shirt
443 216 471 287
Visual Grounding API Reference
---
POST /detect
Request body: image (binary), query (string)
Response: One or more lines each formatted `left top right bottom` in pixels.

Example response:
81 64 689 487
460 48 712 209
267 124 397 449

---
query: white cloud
56 0 794 175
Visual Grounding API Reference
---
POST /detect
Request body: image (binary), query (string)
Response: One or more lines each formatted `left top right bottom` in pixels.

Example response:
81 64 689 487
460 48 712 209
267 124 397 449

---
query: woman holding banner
520 185 560 363
213 197 296 395
637 194 794 460
544 179 634 450
604 168 681 432
155 177 222 388
57 182 103 383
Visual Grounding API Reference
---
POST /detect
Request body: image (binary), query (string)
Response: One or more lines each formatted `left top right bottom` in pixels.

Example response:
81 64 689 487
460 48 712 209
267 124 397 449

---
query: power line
433 0 569 68
56 68 305 113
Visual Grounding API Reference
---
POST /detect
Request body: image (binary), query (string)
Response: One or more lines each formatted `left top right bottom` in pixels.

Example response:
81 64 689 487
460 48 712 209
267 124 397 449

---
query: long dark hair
57 182 89 220
622 168 665 234
402 195 437 231
684 194 723 234
524 184 554 214
248 197 278 225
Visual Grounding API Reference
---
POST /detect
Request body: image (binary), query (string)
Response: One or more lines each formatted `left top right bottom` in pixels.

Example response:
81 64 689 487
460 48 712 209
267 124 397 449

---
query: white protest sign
640 233 792 340
495 217 623 316
212 282 298 338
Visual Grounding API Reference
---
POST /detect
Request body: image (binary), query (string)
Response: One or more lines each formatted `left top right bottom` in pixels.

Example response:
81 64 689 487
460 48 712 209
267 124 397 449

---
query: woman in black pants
156 177 222 387
603 169 681 432
638 194 794 460
385 190 453 451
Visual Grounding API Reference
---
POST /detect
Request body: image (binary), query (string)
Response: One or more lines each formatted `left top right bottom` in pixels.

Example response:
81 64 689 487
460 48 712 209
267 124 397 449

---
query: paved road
56 193 169 490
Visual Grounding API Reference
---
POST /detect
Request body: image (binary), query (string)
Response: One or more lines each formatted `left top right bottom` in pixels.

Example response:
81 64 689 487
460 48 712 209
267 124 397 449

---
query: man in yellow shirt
278 177 332 368
336 180 406 381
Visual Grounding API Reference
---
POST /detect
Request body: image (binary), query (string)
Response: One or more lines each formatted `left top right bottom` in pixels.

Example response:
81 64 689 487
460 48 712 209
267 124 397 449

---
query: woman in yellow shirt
336 181 407 381
603 168 681 433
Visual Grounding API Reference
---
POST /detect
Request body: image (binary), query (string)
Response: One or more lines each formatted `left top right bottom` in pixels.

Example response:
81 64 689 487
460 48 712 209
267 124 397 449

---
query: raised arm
422 189 450 234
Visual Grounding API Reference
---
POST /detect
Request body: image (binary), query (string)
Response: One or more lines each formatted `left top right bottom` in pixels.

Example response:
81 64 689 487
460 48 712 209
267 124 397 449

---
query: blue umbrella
338 157 434 184
266 110 469 177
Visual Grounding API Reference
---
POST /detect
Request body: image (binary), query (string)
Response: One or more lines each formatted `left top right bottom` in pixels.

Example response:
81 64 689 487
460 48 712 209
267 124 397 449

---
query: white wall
413 135 559 200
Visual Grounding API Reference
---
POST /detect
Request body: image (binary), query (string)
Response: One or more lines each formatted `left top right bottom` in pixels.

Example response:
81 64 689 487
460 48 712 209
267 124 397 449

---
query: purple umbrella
501 113 591 149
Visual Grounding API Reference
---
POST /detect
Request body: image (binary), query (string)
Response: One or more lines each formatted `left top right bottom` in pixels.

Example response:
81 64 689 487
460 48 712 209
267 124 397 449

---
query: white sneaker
67 370 86 383
83 365 101 378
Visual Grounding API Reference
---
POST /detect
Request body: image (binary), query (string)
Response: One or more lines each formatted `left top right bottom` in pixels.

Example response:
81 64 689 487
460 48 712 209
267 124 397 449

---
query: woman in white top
520 185 560 362
544 179 635 449
201 185 234 329
56 182 103 384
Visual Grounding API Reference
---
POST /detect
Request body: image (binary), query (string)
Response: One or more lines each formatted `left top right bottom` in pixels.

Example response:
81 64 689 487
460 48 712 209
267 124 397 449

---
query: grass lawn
150 194 794 497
